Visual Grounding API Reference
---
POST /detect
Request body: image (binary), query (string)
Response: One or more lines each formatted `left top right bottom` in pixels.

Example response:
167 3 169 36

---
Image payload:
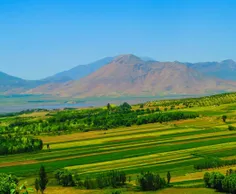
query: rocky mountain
27 55 236 97
184 59 236 80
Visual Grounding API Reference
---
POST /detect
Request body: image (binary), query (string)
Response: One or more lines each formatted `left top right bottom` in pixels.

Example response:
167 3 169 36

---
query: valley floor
1 96 236 193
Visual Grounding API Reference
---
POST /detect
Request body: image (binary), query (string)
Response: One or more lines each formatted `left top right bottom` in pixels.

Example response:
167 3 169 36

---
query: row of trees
0 135 43 155
54 169 171 191
0 102 198 136
194 158 236 170
147 92 236 108
55 169 127 189
1 167 170 193
204 169 236 193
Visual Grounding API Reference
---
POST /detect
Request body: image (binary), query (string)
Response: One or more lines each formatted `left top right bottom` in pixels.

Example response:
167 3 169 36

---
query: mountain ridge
184 59 236 80
26 55 236 97
1 55 236 96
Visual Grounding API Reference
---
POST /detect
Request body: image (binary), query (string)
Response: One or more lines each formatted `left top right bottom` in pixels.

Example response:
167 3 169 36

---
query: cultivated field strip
0 104 236 183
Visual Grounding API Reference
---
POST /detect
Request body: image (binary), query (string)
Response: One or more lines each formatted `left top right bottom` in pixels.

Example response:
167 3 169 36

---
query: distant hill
44 57 114 81
28 55 236 97
0 71 36 94
2 55 236 97
0 57 114 94
184 59 236 80
44 56 155 82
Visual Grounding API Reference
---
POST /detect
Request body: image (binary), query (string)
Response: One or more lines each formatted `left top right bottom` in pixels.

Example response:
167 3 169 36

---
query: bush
204 171 236 193
96 170 126 189
0 173 18 194
54 169 75 187
228 125 236 131
203 172 211 187
222 173 236 193
54 169 126 190
137 171 167 191
209 172 225 191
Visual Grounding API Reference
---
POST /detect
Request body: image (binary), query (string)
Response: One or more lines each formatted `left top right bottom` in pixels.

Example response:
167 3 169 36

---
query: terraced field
1 101 236 193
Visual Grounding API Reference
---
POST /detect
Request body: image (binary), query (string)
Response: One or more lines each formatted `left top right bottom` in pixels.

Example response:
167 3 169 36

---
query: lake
0 102 94 114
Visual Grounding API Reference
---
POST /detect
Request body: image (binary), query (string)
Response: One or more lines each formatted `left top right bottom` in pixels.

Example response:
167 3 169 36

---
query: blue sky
0 0 236 79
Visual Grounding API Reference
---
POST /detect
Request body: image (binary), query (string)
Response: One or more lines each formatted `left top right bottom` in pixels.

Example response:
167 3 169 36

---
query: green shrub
54 169 75 187
0 173 18 194
137 171 167 191
204 171 236 193
228 125 236 131
222 173 236 193
203 172 211 187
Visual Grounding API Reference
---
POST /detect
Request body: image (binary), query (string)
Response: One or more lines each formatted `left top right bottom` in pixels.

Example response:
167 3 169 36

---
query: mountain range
1 54 236 97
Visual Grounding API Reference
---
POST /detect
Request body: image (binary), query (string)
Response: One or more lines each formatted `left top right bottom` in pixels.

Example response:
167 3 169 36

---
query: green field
1 93 236 193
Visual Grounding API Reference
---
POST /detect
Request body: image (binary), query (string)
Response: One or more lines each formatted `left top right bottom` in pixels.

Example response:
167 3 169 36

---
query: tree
35 179 39 193
120 102 132 112
167 171 171 184
222 173 236 193
38 165 48 194
138 171 166 191
107 103 111 111
222 115 227 122
203 172 211 188
47 144 50 150
0 173 18 194
209 172 225 191
54 169 75 187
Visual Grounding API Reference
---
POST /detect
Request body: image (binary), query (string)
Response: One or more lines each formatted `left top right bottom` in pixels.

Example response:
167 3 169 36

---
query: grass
1 101 236 193
23 186 219 194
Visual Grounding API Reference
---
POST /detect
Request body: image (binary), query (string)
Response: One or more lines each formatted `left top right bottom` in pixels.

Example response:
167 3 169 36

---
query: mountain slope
44 57 114 82
185 59 236 80
43 56 155 82
0 57 114 94
28 55 236 97
0 71 30 94
0 72 53 94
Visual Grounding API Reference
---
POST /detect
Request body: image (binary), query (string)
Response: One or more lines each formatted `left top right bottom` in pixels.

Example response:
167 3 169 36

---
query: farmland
1 93 236 193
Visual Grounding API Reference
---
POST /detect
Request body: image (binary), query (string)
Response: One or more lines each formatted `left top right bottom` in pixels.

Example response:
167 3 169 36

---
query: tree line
0 135 43 155
1 166 171 193
204 169 236 193
54 168 171 191
146 92 236 108
0 102 198 136
194 157 236 170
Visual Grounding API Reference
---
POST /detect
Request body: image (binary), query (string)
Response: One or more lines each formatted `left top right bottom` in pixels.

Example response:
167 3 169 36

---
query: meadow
1 93 236 193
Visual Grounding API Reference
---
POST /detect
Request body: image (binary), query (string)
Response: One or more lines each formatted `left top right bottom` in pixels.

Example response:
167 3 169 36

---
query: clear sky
1 0 236 80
